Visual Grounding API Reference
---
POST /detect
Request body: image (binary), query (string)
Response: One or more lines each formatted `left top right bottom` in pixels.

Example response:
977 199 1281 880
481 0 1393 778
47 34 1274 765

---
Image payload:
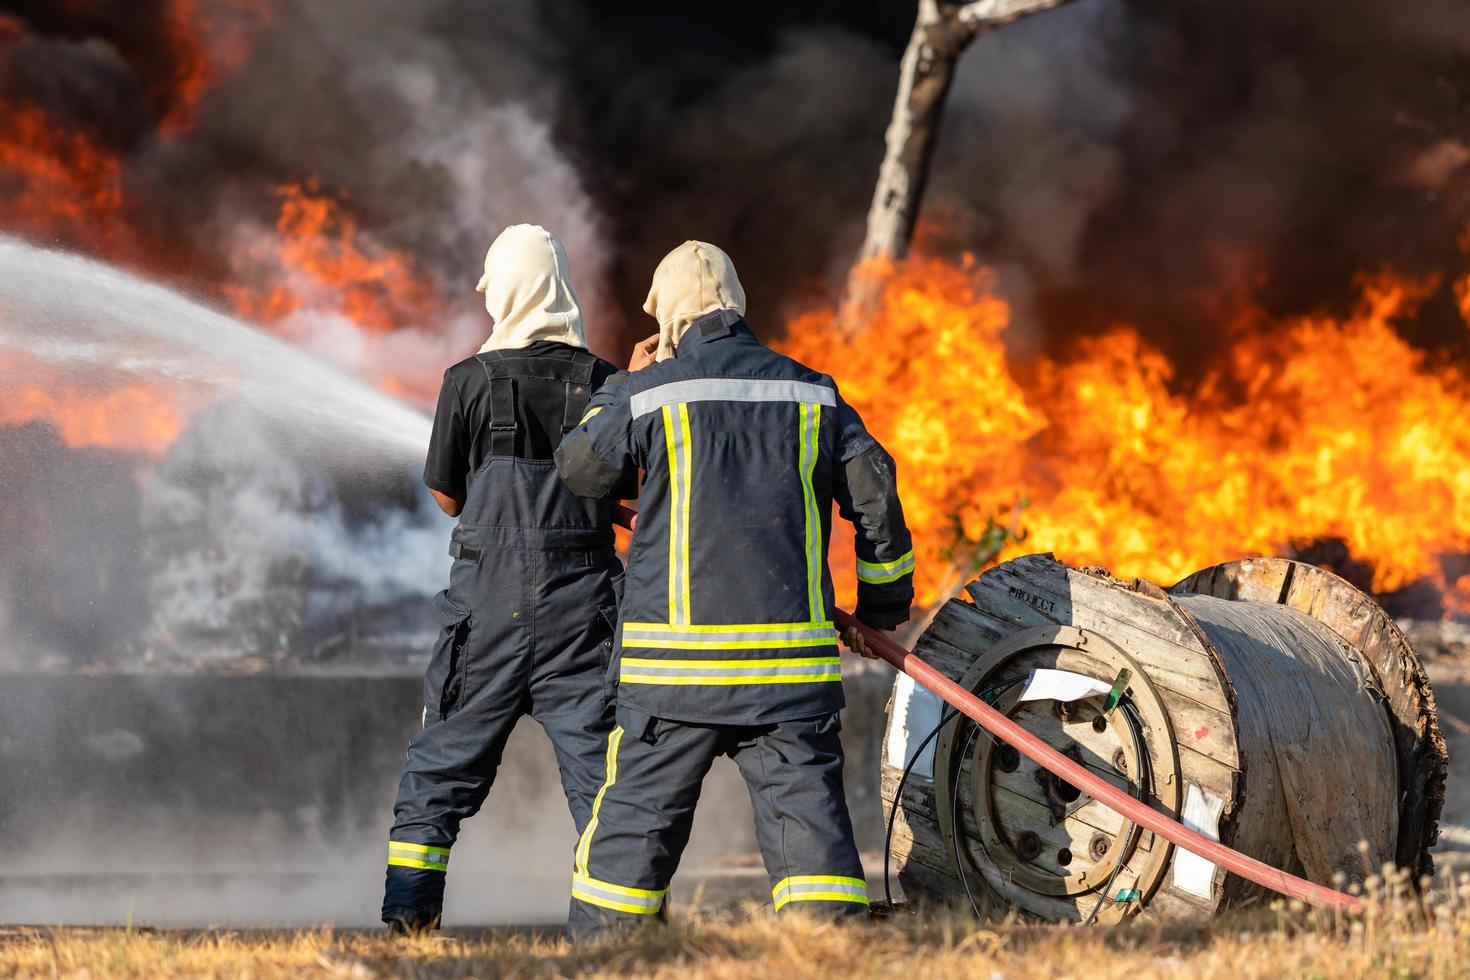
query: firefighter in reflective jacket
554 240 915 937
382 225 632 932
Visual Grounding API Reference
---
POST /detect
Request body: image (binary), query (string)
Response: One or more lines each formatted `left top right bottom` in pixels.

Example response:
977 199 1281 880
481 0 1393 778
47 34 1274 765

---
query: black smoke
3 0 1470 369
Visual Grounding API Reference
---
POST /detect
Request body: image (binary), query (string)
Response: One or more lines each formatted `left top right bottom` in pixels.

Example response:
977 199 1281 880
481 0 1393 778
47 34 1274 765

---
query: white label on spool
1017 668 1112 704
1173 782 1226 899
885 672 943 779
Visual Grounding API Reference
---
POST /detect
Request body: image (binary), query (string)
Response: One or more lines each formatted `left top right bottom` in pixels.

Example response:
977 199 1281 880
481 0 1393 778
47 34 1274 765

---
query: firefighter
382 224 634 933
554 240 915 939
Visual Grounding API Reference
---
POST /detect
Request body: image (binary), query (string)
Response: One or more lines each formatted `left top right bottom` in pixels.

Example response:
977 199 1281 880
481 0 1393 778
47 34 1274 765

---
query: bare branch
839 0 1087 330
952 0 1079 37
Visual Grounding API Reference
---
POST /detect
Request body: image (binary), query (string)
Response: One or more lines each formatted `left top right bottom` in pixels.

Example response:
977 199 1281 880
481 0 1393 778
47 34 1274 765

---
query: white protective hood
643 240 746 361
476 224 588 353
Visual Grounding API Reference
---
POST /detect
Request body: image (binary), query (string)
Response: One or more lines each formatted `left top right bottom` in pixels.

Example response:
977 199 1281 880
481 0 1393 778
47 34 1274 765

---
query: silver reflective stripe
856 550 916 585
621 660 841 679
781 881 867 898
622 625 836 643
631 378 837 419
663 403 692 624
571 875 666 913
772 875 869 910
798 401 824 621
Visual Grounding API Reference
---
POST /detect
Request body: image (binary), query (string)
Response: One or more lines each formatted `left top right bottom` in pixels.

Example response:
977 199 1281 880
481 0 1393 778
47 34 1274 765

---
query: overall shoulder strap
560 351 598 435
477 353 519 457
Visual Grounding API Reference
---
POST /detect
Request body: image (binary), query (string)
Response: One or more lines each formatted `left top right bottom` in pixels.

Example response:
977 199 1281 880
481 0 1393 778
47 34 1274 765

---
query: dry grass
4 876 1468 979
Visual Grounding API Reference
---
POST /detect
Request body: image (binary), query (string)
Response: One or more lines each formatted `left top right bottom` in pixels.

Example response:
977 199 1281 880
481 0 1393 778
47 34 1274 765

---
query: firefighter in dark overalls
382 225 633 932
555 241 915 939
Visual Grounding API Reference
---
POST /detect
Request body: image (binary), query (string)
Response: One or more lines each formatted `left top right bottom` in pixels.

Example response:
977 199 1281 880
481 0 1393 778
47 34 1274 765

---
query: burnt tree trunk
841 0 1080 329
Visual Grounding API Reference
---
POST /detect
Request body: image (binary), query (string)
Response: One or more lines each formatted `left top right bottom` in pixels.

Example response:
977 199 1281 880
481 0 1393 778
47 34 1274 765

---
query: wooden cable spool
881 554 1447 922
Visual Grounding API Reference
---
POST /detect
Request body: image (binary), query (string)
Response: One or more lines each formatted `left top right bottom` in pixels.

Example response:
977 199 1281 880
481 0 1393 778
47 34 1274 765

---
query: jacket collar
675 308 756 357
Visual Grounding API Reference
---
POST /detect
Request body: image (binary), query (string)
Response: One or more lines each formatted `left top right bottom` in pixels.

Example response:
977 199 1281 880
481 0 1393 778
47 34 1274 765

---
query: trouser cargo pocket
424 589 471 722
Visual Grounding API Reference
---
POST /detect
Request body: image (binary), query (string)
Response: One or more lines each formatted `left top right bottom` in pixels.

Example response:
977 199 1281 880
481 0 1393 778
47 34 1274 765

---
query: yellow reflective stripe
388 841 450 857
387 840 449 872
572 873 666 900
620 672 842 687
623 656 841 669
856 550 915 585
622 637 837 651
388 856 449 872
621 675 841 686
622 621 837 649
677 402 693 623
772 874 869 911
663 405 681 624
662 404 693 625
658 403 696 625
798 402 824 621
571 890 662 915
623 621 835 634
574 726 624 876
856 551 915 573
579 406 604 425
572 873 667 915
774 890 871 910
772 874 868 891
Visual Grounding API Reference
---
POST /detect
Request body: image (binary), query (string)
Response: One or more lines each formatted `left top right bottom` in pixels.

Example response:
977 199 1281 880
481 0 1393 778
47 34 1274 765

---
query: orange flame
781 257 1470 608
1449 574 1470 618
225 181 438 333
0 4 276 247
0 100 125 247
156 0 279 133
1456 226 1470 325
0 386 186 455
0 361 188 457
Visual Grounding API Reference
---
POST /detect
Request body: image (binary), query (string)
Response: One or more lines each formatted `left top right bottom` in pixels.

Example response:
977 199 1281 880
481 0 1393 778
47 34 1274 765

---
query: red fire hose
608 503 1363 914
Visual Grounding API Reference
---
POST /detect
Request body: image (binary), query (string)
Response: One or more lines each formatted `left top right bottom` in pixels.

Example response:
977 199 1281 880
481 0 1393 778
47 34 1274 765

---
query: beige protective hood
476 224 588 353
643 240 746 361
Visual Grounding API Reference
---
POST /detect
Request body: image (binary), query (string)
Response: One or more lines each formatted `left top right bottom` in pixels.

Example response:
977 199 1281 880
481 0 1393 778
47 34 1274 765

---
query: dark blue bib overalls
382 349 621 929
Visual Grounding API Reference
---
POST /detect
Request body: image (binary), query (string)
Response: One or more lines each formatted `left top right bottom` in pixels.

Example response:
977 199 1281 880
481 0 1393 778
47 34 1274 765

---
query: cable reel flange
933 625 1183 922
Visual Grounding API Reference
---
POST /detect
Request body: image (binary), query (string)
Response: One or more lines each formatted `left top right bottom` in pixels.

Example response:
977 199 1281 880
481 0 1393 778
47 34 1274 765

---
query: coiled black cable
949 721 985 918
881 676 1021 912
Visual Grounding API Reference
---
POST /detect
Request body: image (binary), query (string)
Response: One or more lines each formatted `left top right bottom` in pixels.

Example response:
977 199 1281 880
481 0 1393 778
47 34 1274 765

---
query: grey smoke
193 0 616 388
141 400 453 665
0 236 448 669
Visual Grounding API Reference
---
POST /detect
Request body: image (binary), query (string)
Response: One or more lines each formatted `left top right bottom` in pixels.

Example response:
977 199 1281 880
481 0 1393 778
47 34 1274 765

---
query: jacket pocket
424 589 471 722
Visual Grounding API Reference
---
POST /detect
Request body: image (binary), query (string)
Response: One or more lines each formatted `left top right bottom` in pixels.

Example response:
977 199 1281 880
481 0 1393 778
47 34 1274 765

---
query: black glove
855 597 909 631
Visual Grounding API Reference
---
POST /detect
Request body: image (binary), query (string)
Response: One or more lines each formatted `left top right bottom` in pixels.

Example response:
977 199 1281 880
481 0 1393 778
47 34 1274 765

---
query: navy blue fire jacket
554 309 915 726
